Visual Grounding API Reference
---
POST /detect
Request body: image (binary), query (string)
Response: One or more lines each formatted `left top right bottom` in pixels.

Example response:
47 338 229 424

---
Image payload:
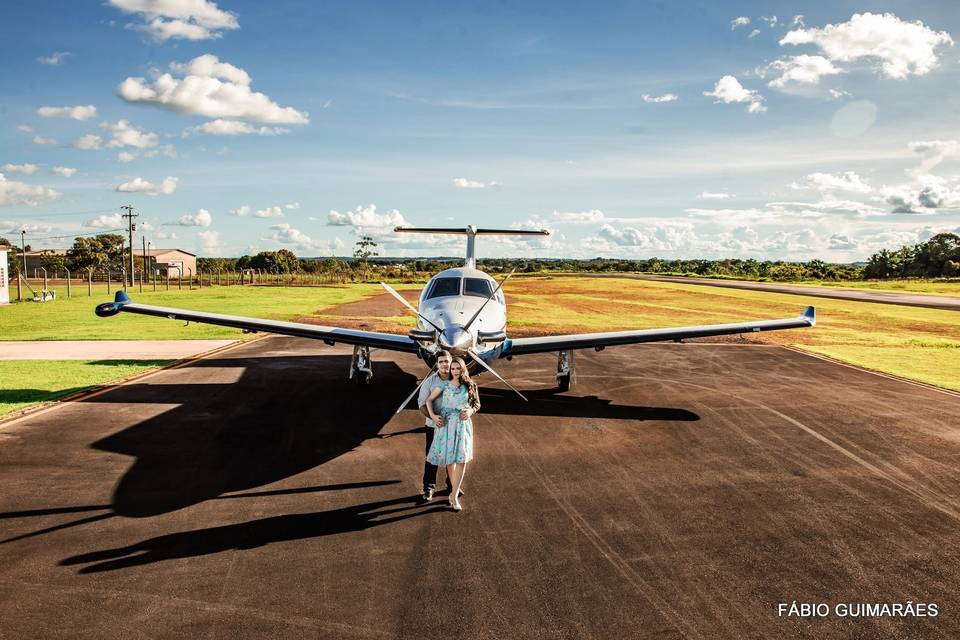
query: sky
1 0 959 261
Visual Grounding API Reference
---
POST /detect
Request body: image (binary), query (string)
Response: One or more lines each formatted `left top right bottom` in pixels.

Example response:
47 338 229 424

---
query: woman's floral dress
425 380 474 465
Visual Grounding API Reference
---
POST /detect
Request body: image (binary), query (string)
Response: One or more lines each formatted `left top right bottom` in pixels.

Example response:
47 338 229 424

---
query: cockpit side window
426 277 461 299
463 278 494 298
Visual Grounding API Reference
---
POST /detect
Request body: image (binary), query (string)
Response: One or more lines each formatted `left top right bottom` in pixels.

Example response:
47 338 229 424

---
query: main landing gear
350 345 373 385
556 350 573 391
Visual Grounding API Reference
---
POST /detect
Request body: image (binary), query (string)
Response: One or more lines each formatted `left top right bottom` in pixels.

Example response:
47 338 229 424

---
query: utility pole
121 204 138 286
20 230 27 276
141 235 146 293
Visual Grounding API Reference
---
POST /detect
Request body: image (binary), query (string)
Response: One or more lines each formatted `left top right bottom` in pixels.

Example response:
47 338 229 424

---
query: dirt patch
323 290 419 317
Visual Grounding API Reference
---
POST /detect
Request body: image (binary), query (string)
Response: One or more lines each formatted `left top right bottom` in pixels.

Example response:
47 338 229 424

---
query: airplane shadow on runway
60 495 448 573
2 353 700 558
71 353 698 520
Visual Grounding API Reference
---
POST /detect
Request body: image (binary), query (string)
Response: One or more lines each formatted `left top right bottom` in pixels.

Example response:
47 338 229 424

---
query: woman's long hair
451 356 481 411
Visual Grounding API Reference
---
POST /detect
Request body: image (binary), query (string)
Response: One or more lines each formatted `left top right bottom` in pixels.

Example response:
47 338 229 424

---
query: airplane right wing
500 307 815 356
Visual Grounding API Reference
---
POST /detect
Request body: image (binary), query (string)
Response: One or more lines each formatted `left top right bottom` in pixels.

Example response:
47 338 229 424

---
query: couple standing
417 351 481 511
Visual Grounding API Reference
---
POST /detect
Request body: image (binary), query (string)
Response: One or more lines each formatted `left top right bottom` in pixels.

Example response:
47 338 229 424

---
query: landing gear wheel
557 374 570 392
349 345 373 386
354 370 372 385
556 350 573 392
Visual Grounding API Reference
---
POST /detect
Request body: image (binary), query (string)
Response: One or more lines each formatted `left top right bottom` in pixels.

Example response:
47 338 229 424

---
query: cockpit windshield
426 277 461 299
463 278 494 298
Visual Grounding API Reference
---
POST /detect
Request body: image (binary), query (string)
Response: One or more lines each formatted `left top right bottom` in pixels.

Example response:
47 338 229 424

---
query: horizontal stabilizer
394 224 549 267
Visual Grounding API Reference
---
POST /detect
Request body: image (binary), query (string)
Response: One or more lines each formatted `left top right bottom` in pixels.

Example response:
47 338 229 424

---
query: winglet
803 306 816 326
95 290 132 317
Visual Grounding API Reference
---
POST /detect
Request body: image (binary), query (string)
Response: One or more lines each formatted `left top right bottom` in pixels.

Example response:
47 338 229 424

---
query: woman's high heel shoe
449 495 462 512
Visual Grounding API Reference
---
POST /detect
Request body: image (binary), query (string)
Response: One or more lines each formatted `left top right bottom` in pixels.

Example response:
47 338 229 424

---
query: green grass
0 359 172 416
787 279 960 296
0 283 414 341
506 277 960 391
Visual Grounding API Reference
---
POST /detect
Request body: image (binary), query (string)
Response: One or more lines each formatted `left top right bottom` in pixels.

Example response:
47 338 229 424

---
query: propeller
466 349 527 402
394 367 435 415
380 282 444 333
463 268 516 332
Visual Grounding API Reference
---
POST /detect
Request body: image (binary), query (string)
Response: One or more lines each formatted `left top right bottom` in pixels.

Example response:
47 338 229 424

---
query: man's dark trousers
422 427 453 493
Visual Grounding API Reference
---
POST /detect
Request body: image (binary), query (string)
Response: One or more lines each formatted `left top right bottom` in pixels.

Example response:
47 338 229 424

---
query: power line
15 228 127 243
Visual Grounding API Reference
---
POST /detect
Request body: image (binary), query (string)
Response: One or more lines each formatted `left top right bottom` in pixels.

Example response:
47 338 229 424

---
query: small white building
137 248 197 278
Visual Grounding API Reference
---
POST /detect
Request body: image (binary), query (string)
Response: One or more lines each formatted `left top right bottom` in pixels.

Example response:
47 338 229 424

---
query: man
418 350 470 503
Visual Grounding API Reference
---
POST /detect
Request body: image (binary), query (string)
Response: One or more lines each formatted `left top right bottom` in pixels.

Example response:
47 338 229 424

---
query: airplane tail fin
394 225 549 267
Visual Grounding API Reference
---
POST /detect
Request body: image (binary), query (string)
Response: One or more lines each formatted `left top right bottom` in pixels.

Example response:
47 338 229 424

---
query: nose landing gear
556 350 573 391
350 345 373 385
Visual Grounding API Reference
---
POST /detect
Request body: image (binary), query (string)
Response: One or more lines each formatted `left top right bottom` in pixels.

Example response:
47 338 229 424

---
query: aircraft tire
557 375 570 392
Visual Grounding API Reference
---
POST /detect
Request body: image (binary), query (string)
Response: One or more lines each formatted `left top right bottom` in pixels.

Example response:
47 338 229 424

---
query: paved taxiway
1 336 959 639
566 273 960 311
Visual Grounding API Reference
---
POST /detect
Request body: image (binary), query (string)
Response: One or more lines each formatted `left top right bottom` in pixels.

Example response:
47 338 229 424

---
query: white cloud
115 176 178 196
179 208 212 226
83 213 124 228
829 88 851 99
254 206 283 218
74 134 102 150
829 233 857 250
907 139 960 175
108 0 239 41
285 202 300 210
51 166 77 177
696 191 733 200
792 171 872 194
780 12 954 79
119 54 309 124
766 55 842 88
37 105 97 120
791 15 805 28
641 93 679 103
0 173 62 207
269 223 322 249
37 51 71 65
104 120 158 149
197 230 221 254
117 144 178 163
761 16 778 28
703 75 766 113
453 177 501 189
17 125 34 133
192 119 290 135
328 204 410 231
0 220 54 234
881 175 960 213
33 136 57 145
552 209 606 224
230 205 250 217
0 163 39 175
731 17 750 30
748 29 761 39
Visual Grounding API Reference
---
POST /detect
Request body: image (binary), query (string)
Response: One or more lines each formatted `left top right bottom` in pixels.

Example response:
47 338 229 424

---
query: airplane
96 225 816 406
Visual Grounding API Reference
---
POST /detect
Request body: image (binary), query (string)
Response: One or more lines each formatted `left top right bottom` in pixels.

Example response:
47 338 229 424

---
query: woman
425 356 480 511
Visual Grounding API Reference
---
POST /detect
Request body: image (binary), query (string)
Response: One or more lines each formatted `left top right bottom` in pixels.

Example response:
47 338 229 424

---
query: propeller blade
467 349 527 402
463 268 516 332
394 368 435 415
380 282 444 333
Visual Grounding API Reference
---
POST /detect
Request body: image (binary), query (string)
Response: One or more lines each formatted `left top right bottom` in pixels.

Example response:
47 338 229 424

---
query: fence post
87 269 92 296
187 267 193 290
197 269 202 289
66 269 71 297
107 269 111 294
16 271 22 301
166 269 170 291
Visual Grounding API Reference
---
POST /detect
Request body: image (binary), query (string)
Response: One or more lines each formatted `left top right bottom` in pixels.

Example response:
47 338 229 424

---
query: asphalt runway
1 336 959 639
564 273 960 311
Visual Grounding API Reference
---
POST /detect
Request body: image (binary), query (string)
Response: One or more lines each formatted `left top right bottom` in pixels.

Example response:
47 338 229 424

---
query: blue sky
2 1 959 260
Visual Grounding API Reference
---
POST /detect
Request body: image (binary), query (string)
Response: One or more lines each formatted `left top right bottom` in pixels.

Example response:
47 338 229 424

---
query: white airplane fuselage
415 265 507 368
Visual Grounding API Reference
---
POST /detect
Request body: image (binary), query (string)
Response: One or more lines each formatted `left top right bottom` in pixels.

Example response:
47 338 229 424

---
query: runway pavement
1 336 958 639
567 273 960 311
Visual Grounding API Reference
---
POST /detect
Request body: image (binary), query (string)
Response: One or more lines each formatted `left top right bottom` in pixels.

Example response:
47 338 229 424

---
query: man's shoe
419 488 434 504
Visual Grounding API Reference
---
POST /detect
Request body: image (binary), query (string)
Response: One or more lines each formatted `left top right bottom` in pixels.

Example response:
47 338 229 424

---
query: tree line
2 232 958 281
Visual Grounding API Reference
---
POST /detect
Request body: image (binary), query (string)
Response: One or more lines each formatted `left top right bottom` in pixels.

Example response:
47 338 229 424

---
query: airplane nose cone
440 326 473 353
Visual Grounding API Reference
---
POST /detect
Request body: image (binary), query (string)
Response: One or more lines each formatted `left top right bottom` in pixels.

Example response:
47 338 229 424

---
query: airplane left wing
96 291 420 353
500 306 815 356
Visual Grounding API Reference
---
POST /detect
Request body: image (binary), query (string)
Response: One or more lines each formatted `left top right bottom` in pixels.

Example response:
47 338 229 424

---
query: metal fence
12 268 365 300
